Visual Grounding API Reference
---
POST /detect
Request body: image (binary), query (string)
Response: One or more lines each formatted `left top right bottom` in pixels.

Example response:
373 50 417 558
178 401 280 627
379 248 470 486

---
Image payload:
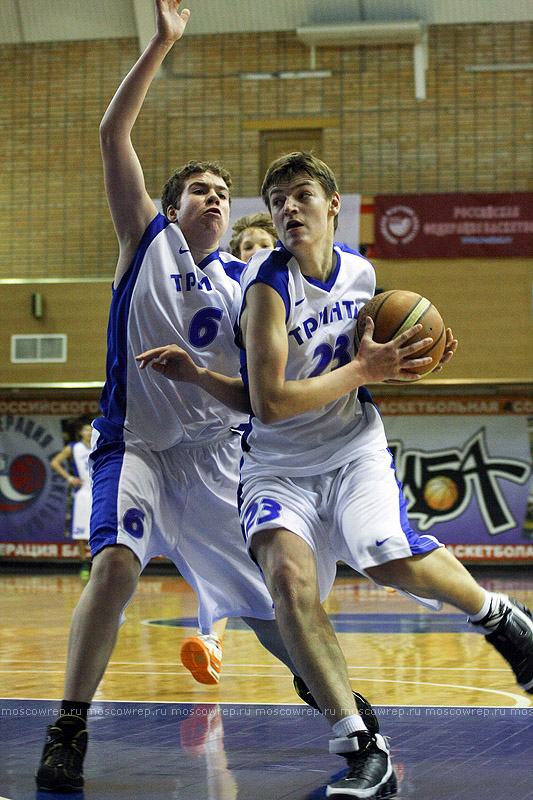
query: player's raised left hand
155 0 191 45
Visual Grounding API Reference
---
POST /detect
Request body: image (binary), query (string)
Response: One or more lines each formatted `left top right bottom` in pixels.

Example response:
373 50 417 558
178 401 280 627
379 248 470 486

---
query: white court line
1 671 530 706
2 694 530 709
343 677 531 707
0 659 513 672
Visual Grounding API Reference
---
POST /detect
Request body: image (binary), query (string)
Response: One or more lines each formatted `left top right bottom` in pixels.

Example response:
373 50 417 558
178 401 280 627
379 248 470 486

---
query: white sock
469 589 493 622
332 713 368 738
469 592 506 631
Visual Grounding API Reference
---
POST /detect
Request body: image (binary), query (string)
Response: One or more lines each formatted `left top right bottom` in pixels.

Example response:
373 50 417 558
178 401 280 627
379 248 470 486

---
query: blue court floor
1 698 532 800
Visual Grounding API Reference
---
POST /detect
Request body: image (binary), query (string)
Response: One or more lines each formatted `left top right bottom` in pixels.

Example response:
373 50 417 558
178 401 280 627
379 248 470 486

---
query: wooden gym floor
1 564 532 799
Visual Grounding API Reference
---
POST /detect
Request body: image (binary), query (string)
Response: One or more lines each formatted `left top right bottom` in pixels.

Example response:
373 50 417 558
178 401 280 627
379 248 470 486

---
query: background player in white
229 211 278 260
181 210 278 682
51 421 92 579
36 3 305 792
143 151 533 799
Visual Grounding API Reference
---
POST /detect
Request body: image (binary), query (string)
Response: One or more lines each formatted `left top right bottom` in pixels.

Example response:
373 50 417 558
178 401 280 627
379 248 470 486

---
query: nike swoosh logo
295 298 305 306
179 247 190 254
376 537 393 547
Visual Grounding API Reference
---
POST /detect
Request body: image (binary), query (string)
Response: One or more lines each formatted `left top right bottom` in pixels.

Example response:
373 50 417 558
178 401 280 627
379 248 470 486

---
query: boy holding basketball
144 151 533 798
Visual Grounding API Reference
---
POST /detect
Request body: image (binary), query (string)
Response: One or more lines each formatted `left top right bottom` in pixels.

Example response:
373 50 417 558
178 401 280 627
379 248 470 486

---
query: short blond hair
229 211 277 257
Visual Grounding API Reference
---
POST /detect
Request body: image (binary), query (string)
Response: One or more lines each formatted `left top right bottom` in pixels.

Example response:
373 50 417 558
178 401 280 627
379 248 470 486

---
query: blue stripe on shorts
390 448 441 556
89 435 126 557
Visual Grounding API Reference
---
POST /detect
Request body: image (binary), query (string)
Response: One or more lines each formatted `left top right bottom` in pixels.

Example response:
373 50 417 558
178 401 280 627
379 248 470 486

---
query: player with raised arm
36 3 300 791
180 210 278 680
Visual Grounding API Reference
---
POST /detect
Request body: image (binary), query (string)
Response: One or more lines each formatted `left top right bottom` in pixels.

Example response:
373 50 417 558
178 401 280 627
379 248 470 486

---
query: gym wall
0 21 531 382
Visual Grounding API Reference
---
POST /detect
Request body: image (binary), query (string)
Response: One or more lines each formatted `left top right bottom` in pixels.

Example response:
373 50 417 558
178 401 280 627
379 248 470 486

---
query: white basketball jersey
239 243 388 478
95 213 247 450
70 440 91 484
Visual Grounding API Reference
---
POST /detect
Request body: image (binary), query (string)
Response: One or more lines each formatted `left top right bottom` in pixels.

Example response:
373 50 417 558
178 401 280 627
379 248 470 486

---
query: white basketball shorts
89 428 274 633
239 447 442 602
71 484 91 540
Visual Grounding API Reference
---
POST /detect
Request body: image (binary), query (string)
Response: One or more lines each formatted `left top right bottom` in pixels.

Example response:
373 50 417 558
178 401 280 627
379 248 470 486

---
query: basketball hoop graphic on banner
0 415 67 542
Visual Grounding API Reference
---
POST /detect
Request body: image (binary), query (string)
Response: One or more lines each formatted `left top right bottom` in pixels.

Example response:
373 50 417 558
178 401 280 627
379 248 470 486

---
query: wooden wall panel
0 282 109 384
372 257 533 381
1 256 531 385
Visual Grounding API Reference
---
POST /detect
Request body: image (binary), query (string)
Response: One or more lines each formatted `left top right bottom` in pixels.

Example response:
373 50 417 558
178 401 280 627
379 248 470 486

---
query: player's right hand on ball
356 317 434 383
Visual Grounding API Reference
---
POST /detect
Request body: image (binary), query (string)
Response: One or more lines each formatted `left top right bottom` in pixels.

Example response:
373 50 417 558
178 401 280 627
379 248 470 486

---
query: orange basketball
355 290 446 380
423 476 459 511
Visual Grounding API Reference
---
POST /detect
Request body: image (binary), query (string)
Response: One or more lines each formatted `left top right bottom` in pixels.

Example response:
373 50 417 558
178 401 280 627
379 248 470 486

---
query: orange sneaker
181 633 223 685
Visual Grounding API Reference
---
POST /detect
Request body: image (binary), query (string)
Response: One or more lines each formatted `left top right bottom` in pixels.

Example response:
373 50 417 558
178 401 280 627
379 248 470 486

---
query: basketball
355 290 446 380
423 475 459 511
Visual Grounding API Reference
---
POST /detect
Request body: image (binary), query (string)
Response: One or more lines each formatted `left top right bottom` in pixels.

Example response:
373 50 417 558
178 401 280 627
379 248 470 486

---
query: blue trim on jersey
239 346 250 395
198 249 221 270
358 385 383 417
334 241 374 265
358 386 372 404
94 213 170 440
221 256 246 284
198 248 244 284
239 417 253 453
246 248 292 321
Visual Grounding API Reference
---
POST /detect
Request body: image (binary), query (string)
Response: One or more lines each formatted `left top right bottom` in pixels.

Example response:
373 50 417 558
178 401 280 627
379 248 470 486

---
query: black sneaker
327 731 395 798
36 715 87 793
478 596 533 693
293 675 380 735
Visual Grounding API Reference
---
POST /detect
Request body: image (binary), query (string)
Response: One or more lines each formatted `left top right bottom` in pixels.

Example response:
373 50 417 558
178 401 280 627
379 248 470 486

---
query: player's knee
367 556 418 588
267 558 316 611
90 545 140 592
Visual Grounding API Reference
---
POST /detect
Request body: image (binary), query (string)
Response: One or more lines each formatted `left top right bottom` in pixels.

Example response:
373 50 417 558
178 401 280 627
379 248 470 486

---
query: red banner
374 192 533 258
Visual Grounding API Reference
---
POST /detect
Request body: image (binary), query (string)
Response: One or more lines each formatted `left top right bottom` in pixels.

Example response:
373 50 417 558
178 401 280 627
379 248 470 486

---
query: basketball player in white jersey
36 2 306 792
236 151 533 798
51 422 93 577
142 151 533 798
180 211 279 675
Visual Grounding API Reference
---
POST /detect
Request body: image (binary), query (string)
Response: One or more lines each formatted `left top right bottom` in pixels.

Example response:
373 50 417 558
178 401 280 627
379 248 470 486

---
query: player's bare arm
136 345 251 414
241 284 433 424
50 445 83 488
99 0 190 285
